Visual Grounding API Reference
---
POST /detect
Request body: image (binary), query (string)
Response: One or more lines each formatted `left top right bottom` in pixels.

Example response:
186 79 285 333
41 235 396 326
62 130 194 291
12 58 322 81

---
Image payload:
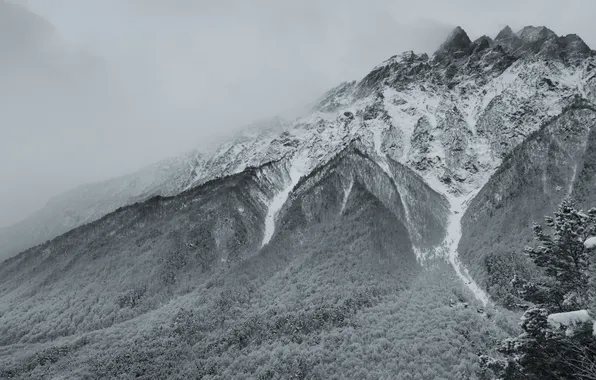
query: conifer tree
481 199 596 380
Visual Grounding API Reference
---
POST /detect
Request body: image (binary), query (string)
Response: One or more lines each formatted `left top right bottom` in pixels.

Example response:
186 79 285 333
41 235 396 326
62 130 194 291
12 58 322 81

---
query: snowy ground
443 193 490 307
422 171 492 307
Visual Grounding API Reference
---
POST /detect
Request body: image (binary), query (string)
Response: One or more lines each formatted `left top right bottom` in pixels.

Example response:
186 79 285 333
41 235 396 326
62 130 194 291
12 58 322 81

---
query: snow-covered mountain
4 25 594 263
190 26 594 198
2 25 596 379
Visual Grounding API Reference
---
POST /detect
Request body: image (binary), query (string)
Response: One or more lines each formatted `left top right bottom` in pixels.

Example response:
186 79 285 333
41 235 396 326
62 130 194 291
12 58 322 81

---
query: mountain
1 25 595 379
460 101 596 306
4 24 595 262
0 152 201 261
0 118 286 262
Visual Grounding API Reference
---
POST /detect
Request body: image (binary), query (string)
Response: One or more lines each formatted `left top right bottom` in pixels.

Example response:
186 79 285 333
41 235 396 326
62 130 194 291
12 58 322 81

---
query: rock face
433 26 474 61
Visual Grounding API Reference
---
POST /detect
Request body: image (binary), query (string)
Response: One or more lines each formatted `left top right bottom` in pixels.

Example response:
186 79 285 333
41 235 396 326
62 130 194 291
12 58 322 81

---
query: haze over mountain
0 0 166 227
1 20 596 378
7 0 596 233
1 0 455 231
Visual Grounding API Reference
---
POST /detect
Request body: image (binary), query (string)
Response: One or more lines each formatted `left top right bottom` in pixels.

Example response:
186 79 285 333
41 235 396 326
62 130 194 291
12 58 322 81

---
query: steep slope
0 152 200 261
0 146 498 379
459 102 596 305
0 118 287 262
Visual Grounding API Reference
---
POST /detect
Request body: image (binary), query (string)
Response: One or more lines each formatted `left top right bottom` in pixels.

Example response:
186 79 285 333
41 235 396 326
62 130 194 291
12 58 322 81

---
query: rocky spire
538 33 593 61
473 35 494 54
494 25 522 54
433 26 473 61
492 25 592 61
495 25 514 41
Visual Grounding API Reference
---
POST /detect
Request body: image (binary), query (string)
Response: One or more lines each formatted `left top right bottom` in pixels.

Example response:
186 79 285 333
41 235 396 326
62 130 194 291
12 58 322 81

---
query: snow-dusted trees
481 199 596 380
521 199 596 310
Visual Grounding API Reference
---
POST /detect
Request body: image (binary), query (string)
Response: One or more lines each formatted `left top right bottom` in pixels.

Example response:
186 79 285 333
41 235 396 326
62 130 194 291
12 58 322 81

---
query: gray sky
1 0 596 227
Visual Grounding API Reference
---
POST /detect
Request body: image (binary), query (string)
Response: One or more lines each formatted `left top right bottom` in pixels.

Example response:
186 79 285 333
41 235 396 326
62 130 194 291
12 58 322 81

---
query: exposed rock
433 26 474 61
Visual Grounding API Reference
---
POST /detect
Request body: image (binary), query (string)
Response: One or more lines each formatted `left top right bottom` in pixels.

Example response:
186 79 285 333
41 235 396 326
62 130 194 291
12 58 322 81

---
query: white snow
261 151 310 248
340 178 354 215
585 237 596 249
443 192 491 307
548 310 592 328
548 310 592 336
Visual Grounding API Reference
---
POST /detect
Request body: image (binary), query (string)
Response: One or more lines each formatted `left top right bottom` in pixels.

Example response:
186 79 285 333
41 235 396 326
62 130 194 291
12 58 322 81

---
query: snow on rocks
548 310 593 336
443 192 491 307
261 151 310 247
176 35 595 301
340 178 354 215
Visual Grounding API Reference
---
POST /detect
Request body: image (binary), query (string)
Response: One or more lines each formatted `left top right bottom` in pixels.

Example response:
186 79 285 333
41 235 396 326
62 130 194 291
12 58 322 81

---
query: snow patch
568 135 590 197
548 310 592 336
340 178 354 215
261 151 310 247
443 192 491 307
584 237 596 249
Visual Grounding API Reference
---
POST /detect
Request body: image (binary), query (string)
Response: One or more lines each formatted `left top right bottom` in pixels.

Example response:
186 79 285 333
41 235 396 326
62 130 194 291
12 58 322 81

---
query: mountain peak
434 26 473 60
495 25 515 41
516 25 557 43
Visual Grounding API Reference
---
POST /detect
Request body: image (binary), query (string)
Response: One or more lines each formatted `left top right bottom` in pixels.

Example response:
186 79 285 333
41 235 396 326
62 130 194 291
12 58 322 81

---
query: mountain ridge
2 24 595 262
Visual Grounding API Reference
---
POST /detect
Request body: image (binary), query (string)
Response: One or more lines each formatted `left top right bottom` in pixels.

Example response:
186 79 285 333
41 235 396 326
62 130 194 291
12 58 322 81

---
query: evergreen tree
522 199 596 311
481 199 596 380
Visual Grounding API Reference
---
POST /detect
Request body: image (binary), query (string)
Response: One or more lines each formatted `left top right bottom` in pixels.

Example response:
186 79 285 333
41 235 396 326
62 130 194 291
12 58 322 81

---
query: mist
2 0 596 227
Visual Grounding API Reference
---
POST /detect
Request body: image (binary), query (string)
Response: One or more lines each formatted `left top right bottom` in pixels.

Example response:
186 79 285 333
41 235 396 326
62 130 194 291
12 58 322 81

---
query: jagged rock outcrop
433 26 474 61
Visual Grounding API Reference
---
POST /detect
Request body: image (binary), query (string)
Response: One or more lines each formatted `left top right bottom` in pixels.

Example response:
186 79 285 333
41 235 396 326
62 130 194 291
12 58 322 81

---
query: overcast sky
1 0 596 227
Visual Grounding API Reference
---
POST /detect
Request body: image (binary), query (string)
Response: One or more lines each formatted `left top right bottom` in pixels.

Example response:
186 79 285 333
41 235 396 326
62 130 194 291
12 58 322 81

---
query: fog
1 0 595 227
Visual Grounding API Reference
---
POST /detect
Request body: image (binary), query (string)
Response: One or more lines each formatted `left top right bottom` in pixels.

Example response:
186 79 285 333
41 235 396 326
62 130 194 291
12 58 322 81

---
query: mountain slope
0 152 200 261
0 145 501 380
459 101 596 305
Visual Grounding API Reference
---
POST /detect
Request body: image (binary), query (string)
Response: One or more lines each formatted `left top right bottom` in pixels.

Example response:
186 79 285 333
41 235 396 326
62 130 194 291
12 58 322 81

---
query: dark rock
473 35 494 54
433 26 474 61
517 26 557 44
495 25 515 41
558 34 592 61
495 25 523 53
